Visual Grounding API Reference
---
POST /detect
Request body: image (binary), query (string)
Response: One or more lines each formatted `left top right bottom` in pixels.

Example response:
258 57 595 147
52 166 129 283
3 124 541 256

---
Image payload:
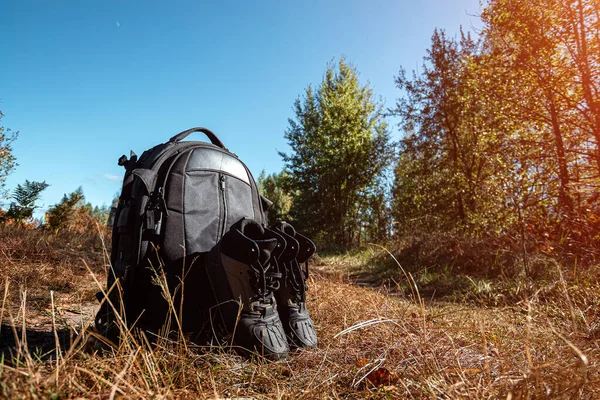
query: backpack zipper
219 174 227 239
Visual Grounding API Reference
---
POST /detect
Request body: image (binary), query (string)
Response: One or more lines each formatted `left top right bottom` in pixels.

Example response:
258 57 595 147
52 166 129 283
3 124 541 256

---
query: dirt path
0 300 98 360
0 283 99 361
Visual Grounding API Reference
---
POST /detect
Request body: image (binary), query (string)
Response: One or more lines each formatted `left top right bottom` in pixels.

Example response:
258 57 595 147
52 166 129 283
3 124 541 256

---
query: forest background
4 0 600 275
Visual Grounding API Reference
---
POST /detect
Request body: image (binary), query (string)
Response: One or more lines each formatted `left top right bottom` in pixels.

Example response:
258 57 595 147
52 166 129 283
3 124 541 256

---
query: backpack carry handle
169 127 226 148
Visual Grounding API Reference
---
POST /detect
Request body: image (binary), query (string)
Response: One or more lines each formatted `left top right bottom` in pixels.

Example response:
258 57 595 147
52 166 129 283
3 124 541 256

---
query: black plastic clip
144 187 166 236
118 154 128 166
118 151 138 169
145 208 163 236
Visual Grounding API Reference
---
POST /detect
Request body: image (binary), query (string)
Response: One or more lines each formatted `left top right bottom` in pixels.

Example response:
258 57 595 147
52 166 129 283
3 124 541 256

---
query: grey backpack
95 127 269 338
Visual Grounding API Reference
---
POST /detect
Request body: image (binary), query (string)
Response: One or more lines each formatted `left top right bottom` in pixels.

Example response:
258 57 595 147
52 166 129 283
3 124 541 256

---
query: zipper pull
220 175 226 190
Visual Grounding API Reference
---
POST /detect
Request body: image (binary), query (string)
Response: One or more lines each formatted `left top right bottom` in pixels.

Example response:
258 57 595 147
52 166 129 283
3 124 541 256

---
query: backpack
94 127 269 340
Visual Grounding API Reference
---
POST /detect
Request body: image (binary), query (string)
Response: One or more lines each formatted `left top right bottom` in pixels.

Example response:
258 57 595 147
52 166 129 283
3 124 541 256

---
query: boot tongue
295 233 316 263
276 221 296 237
255 238 278 265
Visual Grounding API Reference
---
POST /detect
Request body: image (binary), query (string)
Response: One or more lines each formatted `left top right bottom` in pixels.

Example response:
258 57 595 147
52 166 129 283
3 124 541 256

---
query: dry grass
1 228 599 399
0 225 107 313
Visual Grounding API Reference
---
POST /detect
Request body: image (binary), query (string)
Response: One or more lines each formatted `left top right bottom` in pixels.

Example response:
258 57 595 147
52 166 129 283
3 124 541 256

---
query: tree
45 187 85 231
46 188 112 233
482 0 583 216
280 58 393 246
356 179 393 244
481 0 600 245
4 180 49 224
390 30 507 235
0 111 18 196
257 170 293 224
389 0 600 257
90 204 111 225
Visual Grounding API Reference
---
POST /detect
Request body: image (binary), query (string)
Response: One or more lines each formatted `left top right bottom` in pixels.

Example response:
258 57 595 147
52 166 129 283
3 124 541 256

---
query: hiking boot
207 218 289 360
271 222 318 349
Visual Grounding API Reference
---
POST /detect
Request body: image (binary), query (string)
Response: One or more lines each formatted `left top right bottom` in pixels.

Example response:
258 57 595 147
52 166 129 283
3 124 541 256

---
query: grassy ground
1 228 599 398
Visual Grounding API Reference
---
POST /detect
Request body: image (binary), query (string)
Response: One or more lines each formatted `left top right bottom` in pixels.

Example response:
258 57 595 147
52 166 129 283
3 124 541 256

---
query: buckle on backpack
145 208 163 236
144 187 167 237
113 260 131 282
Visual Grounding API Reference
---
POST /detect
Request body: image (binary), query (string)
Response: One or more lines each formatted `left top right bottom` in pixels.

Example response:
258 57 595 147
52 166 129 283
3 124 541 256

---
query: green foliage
257 170 293 224
391 30 509 236
389 0 600 266
479 0 600 251
45 187 85 230
3 180 50 224
482 0 581 216
46 188 111 232
0 111 18 196
280 57 393 246
356 180 393 244
90 204 111 225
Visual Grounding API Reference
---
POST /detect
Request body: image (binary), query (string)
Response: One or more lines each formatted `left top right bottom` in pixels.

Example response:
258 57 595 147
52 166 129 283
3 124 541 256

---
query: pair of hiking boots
206 218 317 360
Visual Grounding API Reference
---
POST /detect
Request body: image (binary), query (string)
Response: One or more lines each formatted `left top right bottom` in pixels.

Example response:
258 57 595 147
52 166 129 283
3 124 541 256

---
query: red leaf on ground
367 367 397 385
356 358 368 368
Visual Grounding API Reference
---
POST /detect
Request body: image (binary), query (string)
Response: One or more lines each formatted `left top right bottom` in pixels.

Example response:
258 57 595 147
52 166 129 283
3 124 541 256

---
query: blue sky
0 0 482 214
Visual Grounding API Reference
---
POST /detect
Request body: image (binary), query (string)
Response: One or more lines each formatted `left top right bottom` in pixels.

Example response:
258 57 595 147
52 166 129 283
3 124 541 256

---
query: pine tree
46 187 85 231
280 58 393 246
5 180 49 224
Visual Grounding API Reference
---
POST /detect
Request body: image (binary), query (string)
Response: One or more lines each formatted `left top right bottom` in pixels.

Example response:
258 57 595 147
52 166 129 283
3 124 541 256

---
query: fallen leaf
356 358 368 368
367 367 398 385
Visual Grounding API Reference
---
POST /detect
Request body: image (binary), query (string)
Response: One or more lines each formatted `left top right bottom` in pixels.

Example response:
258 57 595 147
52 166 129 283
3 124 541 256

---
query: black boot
271 222 318 349
207 218 289 360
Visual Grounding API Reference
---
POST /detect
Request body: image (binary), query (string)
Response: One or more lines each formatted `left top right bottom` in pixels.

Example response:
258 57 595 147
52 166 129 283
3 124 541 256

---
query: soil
0 298 97 361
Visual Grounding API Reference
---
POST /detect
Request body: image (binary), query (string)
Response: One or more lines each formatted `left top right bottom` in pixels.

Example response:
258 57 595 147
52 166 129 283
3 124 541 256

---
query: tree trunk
447 124 466 222
571 0 600 176
548 94 573 214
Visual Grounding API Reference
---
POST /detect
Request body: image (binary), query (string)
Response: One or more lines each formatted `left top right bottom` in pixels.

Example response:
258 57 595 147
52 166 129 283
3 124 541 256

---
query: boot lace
249 258 282 305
